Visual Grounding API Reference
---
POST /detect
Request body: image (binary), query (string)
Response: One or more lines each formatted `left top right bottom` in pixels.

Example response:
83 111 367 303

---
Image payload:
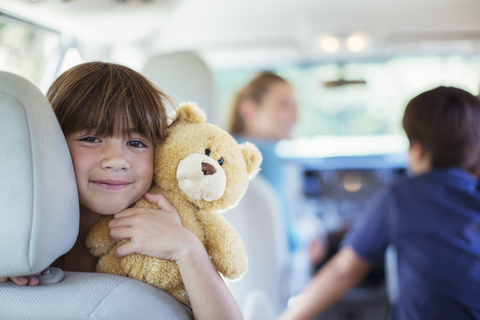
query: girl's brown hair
228 72 287 134
47 61 176 144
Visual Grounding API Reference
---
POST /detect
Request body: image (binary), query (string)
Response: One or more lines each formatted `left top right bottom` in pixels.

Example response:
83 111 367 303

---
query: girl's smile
91 179 133 190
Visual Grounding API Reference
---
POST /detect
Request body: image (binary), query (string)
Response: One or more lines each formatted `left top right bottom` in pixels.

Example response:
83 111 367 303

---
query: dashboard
304 166 407 233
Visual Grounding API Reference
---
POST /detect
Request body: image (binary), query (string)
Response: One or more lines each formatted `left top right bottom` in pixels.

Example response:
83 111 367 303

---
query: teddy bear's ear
240 142 262 180
173 102 207 124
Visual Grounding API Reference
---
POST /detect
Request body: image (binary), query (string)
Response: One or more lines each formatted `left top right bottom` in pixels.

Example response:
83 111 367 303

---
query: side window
0 14 60 88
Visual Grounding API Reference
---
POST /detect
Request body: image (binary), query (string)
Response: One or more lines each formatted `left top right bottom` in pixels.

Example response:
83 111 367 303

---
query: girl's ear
174 102 207 124
240 142 262 180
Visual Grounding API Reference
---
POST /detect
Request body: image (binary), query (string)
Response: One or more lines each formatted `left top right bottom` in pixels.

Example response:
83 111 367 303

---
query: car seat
223 175 291 319
0 71 193 320
142 52 221 127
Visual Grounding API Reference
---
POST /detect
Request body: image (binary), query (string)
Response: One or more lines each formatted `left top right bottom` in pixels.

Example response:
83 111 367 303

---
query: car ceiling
1 0 480 66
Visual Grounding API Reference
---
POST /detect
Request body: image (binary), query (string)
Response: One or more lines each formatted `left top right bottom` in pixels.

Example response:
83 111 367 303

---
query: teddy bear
85 102 262 307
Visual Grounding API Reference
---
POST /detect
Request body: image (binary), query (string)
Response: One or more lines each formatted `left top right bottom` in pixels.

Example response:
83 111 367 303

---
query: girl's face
248 81 298 141
66 130 154 215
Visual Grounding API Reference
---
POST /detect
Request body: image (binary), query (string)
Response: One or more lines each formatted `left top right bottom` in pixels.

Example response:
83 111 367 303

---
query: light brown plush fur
86 103 262 307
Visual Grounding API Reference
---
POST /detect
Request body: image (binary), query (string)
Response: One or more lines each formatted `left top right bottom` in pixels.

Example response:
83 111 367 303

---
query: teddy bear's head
153 103 262 212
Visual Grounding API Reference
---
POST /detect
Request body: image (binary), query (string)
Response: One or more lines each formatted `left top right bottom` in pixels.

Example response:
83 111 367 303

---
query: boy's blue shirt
345 167 480 319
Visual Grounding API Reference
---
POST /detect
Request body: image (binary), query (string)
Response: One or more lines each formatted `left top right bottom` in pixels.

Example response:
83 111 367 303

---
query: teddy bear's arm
85 215 116 257
200 212 248 281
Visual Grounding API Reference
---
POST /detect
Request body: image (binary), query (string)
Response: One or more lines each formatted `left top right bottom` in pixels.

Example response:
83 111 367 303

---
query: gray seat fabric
0 71 193 320
142 52 221 127
0 71 79 276
0 272 193 320
223 176 291 317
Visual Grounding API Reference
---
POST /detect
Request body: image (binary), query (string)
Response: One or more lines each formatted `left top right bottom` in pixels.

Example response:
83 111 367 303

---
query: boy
279 86 480 320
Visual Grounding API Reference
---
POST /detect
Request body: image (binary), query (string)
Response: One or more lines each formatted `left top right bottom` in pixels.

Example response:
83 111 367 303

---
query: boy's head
403 86 480 174
47 61 175 144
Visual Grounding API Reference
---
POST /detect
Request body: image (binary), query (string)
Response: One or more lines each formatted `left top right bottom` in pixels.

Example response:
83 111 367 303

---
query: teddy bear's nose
202 162 217 176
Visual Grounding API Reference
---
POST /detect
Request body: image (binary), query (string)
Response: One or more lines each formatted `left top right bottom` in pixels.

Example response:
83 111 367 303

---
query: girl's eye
218 157 224 166
127 140 147 148
80 136 100 143
205 148 211 156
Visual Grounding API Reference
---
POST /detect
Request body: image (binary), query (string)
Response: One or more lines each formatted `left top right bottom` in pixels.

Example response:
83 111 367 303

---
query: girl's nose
101 145 130 171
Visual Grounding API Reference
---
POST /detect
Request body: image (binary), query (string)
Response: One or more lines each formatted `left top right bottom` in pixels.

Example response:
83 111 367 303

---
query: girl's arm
278 246 371 320
176 233 244 320
109 193 243 320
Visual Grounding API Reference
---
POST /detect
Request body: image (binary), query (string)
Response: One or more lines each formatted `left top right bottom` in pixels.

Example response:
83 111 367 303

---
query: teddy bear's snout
202 162 217 175
177 153 227 201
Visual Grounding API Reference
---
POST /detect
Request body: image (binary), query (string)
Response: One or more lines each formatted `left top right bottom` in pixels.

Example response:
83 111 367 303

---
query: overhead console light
346 32 369 52
316 34 340 54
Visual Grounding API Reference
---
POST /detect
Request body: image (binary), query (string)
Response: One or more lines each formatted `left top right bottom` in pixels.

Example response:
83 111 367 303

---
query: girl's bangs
68 83 166 143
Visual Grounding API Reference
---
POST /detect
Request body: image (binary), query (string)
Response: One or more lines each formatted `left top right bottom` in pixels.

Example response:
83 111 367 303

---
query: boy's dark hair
403 86 480 171
47 61 176 144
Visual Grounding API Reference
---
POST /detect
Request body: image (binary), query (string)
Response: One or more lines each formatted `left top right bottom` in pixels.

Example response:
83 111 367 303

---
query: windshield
215 54 480 138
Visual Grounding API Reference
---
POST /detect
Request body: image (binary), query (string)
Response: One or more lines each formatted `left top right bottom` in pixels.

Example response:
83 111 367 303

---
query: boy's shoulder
388 171 426 192
388 167 479 198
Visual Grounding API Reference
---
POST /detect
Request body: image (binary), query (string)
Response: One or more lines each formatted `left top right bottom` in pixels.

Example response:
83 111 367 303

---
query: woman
229 72 326 297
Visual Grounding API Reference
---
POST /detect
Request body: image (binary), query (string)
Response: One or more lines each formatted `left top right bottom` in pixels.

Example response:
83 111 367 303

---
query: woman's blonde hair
47 61 176 144
228 71 287 134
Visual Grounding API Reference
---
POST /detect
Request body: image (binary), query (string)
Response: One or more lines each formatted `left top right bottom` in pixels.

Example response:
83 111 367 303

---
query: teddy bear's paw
217 261 248 281
211 246 248 281
167 284 191 308
121 254 183 290
96 252 126 276
87 239 116 257
85 216 115 257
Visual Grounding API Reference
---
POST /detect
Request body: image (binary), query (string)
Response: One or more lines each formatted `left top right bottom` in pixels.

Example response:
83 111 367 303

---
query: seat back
0 71 79 277
142 52 221 127
223 175 291 317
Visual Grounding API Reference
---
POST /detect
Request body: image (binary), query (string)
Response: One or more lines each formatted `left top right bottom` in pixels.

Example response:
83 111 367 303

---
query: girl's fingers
114 241 137 259
113 207 136 219
25 275 39 286
10 276 28 286
1 274 40 286
109 226 132 242
109 215 132 229
145 193 176 212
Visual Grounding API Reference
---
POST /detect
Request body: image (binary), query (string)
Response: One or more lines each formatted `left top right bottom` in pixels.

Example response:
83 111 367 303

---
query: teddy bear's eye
205 149 211 157
218 157 224 166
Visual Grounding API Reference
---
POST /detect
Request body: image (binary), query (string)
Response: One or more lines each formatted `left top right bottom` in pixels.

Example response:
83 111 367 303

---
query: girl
1 62 243 320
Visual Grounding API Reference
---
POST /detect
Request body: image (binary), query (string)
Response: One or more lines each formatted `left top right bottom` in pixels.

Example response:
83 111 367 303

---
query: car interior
0 0 479 319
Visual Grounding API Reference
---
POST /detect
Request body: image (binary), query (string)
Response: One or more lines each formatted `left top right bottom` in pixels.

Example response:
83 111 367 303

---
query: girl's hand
109 193 199 262
110 193 243 320
0 273 41 286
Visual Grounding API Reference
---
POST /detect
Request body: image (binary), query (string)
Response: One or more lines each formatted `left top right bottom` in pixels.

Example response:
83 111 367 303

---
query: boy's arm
279 246 371 320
